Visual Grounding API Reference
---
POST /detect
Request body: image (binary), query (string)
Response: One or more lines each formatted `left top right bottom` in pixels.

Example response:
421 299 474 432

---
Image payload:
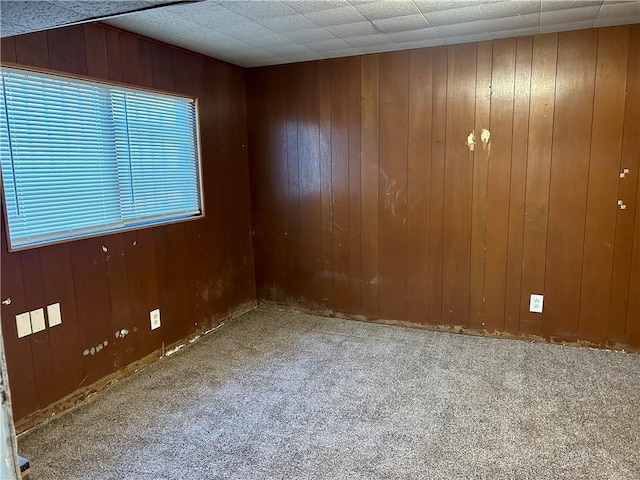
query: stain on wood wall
0 24 256 423
247 25 640 350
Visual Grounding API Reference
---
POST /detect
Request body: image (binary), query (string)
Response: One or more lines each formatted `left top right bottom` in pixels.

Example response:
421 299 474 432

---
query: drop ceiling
2 1 640 68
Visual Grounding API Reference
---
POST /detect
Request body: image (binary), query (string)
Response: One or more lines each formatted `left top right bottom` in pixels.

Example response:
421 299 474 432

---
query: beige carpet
19 307 640 479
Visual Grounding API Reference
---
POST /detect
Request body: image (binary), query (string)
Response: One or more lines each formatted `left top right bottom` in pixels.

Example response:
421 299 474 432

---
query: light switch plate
150 309 161 330
30 308 46 333
47 303 62 327
16 313 31 338
529 294 544 313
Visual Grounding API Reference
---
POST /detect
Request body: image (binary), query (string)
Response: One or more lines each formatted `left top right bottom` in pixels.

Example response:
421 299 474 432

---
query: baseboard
15 300 257 435
258 300 639 354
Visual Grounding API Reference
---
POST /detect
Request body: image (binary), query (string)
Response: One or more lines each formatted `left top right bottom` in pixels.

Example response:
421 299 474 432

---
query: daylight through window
0 67 202 250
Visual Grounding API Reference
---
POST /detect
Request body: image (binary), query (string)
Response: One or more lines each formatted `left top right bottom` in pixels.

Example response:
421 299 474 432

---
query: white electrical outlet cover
529 294 544 313
16 313 31 338
47 303 62 327
150 309 161 330
30 308 46 333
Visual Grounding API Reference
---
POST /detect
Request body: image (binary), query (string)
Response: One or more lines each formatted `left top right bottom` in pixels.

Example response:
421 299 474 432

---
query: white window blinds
0 67 202 250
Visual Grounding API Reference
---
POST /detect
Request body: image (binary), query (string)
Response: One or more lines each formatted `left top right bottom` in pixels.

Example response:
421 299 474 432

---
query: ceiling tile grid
1 1 639 67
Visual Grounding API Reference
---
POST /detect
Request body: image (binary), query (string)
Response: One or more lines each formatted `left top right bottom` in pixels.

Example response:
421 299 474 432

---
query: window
0 67 203 250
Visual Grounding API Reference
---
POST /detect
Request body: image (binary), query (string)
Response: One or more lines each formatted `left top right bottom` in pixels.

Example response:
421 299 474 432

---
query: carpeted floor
18 307 640 480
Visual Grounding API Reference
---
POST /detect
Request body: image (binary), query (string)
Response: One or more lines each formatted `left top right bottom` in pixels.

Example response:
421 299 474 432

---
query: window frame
0 62 206 252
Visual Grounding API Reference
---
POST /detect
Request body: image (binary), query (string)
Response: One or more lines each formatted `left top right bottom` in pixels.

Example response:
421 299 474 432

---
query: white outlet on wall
529 294 544 313
47 303 62 327
16 312 31 338
150 309 161 330
30 308 46 333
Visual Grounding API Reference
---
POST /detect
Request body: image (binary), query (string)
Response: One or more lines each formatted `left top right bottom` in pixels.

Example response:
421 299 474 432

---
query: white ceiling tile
107 10 196 40
284 27 337 43
396 37 444 49
490 26 540 39
422 5 485 27
357 44 401 54
326 20 378 36
1 1 76 32
372 14 431 33
242 32 293 48
258 13 319 32
484 12 541 31
167 2 251 28
284 1 350 14
305 37 352 51
540 19 597 33
65 1 160 18
541 0 603 12
220 1 297 20
540 6 600 25
478 0 541 19
268 43 318 56
217 21 274 39
434 20 489 37
303 6 367 25
233 48 282 62
324 46 364 57
345 32 395 47
354 0 421 20
388 27 440 42
594 1 640 25
442 32 492 44
4 0 639 68
414 0 478 13
0 21 24 36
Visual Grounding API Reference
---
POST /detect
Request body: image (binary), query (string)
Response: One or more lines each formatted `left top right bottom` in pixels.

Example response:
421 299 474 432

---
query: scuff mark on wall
480 128 491 150
115 329 129 339
381 170 404 217
467 131 476 151
82 340 108 356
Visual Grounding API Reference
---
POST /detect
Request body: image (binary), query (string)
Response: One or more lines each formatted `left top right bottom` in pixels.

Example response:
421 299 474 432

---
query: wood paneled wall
247 25 640 350
0 24 256 424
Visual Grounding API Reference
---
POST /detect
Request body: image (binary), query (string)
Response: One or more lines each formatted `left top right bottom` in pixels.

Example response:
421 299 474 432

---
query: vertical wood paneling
378 51 409 321
442 44 477 327
0 224 38 420
406 49 433 325
14 31 49 68
20 251 57 408
483 38 515 332
247 26 639 356
83 24 108 78
469 42 492 330
610 25 640 346
47 26 87 75
319 60 334 312
519 33 558 336
39 244 82 398
428 47 448 324
1 36 17 61
579 27 630 344
285 64 301 305
267 67 289 304
70 238 114 385
331 58 351 315
348 57 362 315
104 235 135 370
543 30 597 341
504 36 532 334
360 55 380 320
628 163 640 347
297 62 323 308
